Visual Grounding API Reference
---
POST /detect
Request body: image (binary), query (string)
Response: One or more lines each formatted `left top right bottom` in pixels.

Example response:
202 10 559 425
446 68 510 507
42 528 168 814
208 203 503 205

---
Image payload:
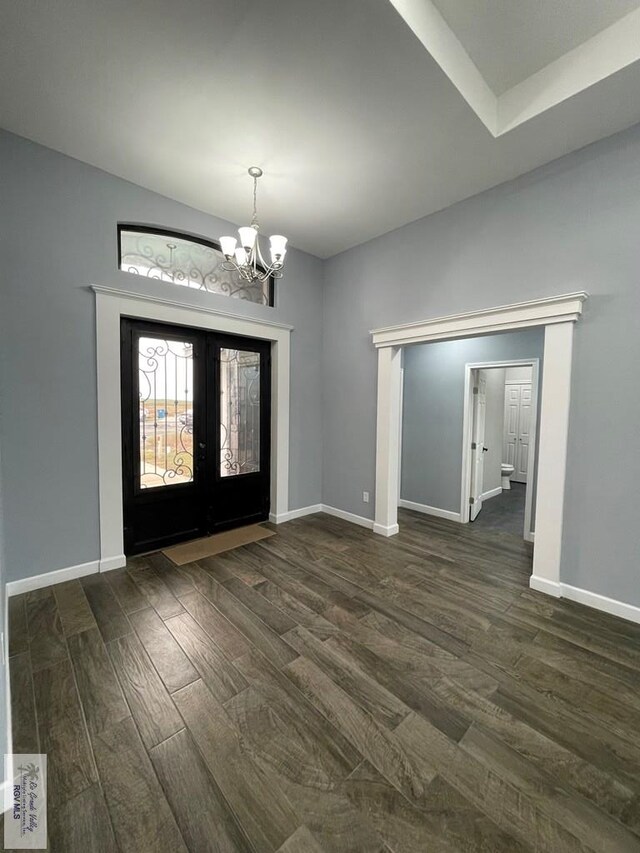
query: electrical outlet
362 491 370 503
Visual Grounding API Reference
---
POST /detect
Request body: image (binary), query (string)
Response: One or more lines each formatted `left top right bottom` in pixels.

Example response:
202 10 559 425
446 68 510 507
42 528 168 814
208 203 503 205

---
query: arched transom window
118 225 274 306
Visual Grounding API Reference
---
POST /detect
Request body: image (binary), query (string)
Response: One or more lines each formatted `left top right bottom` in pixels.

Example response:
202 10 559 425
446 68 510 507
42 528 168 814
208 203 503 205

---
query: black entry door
121 319 271 555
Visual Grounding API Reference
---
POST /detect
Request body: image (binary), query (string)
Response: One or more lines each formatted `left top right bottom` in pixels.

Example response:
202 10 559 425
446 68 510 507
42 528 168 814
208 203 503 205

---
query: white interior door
469 371 487 521
503 384 520 468
515 383 532 482
502 381 532 483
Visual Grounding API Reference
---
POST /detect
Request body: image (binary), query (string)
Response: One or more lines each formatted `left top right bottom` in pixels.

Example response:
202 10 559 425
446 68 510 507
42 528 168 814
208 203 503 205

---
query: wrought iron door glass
119 228 272 305
220 348 261 477
138 336 194 488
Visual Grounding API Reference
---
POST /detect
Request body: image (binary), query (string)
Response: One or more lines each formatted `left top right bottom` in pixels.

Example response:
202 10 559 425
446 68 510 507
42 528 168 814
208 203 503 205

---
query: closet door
503 385 520 469
514 383 532 482
503 382 532 484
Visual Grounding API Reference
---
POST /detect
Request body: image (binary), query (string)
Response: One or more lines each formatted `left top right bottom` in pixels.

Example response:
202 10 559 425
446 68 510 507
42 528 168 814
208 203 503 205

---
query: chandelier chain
251 174 259 230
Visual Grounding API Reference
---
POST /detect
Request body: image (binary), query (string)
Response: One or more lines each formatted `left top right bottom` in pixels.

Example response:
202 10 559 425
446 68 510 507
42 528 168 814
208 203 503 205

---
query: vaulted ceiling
2 0 640 257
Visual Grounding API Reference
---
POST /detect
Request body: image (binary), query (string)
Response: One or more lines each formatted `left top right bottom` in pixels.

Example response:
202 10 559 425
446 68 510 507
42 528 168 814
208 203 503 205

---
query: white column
374 346 402 536
531 321 575 595
96 293 127 571
270 336 290 520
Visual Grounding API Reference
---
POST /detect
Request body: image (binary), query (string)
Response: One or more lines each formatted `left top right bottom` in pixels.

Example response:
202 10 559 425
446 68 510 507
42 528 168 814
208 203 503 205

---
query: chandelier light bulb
234 246 248 266
219 235 237 258
238 226 258 251
219 167 287 283
269 235 288 263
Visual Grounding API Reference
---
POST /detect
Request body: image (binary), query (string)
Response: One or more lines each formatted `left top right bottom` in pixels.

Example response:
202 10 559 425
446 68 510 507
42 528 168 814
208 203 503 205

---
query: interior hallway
470 482 527 536
6 512 640 852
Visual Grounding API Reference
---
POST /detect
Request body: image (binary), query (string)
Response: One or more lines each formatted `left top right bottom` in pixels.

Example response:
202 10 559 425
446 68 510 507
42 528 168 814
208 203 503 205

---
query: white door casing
469 370 487 521
93 285 292 571
374 345 402 536
371 291 588 594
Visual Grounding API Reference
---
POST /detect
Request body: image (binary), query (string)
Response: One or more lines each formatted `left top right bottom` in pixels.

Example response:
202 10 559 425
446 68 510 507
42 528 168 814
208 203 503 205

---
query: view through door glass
121 319 271 555
220 347 261 477
138 336 195 488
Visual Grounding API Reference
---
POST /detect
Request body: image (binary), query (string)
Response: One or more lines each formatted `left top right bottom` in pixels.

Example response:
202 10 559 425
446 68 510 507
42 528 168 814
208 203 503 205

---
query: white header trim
370 292 587 348
90 285 294 331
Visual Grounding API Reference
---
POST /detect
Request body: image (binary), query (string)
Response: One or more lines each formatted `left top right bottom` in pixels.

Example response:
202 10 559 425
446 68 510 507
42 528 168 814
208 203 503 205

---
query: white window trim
370 291 588 593
93 285 291 571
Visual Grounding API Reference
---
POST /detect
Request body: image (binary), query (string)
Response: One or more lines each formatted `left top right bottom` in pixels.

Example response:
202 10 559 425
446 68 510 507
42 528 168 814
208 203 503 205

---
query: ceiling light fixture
220 167 287 282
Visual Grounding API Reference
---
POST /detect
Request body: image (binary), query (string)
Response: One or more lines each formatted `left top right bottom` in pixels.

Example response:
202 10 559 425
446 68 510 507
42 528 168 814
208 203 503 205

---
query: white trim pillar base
373 522 400 537
529 575 562 598
99 555 127 572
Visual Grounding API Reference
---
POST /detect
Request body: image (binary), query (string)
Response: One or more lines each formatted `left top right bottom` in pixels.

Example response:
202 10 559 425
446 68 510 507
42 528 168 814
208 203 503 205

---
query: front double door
121 319 271 555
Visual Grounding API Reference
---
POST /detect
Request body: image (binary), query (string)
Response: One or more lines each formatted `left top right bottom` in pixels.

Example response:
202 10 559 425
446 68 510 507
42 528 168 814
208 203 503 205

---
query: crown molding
388 0 640 136
370 291 588 348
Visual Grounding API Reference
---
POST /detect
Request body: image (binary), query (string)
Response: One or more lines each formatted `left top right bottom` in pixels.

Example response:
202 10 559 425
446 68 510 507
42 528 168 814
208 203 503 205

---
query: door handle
482 446 489 452
198 442 206 450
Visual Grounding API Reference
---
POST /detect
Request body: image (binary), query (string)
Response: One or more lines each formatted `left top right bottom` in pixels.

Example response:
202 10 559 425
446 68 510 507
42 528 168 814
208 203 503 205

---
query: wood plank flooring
7 510 640 851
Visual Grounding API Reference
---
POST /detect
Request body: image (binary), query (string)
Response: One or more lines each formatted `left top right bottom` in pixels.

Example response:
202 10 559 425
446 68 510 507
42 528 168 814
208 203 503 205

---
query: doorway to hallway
121 318 271 555
465 360 539 541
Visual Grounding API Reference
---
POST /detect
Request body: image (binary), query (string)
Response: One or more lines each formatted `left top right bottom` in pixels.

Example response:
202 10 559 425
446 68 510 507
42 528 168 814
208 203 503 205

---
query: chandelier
220 167 287 283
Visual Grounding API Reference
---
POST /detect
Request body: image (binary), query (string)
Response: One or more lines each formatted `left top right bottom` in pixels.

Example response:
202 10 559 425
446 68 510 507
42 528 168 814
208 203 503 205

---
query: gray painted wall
3 119 640 609
323 121 640 606
0 130 323 583
400 330 543 512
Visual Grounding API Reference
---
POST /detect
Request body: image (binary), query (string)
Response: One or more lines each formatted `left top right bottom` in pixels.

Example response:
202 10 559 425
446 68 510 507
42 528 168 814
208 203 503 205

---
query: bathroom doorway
462 359 539 541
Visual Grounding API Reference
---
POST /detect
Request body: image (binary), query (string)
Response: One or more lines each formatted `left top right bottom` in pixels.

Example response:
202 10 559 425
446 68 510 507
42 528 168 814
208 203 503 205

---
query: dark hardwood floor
7 510 640 851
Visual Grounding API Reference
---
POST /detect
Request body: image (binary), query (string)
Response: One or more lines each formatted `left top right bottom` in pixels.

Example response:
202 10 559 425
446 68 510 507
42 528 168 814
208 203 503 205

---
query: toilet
501 463 515 490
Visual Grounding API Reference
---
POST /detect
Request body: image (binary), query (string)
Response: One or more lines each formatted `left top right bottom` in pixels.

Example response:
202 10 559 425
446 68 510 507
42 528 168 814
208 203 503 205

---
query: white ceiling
2 0 640 258
431 0 640 94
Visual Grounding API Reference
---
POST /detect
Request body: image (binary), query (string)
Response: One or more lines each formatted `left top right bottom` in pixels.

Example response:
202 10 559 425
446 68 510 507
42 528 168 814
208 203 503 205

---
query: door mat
162 524 274 565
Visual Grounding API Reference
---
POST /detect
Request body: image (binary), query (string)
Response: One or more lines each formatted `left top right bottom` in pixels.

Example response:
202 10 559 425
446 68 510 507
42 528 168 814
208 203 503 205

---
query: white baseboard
480 486 502 501
561 582 640 625
399 499 462 523
530 576 640 625
373 522 400 537
269 503 373 530
99 554 126 572
7 559 99 597
321 505 374 530
269 504 323 524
